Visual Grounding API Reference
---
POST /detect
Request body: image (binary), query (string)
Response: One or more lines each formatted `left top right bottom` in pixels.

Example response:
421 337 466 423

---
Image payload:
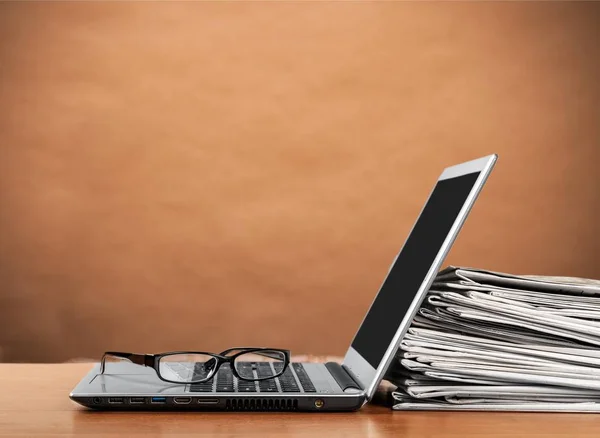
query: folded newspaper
388 266 600 412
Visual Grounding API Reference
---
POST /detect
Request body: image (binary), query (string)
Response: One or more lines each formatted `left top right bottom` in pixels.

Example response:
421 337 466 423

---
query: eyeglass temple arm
100 352 155 374
218 348 290 361
254 351 289 361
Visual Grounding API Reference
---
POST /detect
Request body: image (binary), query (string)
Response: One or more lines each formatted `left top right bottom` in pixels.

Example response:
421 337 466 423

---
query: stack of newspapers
388 266 600 412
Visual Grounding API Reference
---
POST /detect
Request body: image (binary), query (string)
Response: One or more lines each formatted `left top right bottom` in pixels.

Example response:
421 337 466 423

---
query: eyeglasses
100 348 291 384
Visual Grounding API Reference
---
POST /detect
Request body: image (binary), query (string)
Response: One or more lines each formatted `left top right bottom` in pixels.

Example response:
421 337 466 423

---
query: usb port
108 397 124 404
129 397 145 404
173 397 192 405
151 397 167 404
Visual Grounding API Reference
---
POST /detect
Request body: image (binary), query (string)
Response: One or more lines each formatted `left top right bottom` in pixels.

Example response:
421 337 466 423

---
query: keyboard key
279 366 299 392
237 387 256 392
216 384 234 392
280 369 300 392
190 383 214 393
259 386 279 392
258 381 278 392
280 386 300 393
292 363 316 392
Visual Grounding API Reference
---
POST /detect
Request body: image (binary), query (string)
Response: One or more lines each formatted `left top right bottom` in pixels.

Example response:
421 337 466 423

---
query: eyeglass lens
233 350 286 380
158 353 218 383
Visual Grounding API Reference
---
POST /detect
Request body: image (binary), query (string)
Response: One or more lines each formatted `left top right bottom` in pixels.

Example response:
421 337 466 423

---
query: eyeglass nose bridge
202 357 219 373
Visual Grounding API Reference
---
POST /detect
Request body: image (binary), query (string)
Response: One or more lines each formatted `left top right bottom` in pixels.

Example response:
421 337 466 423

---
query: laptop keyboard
189 362 316 393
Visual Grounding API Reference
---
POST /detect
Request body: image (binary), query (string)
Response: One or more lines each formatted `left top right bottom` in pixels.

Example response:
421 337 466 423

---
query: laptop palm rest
84 362 185 395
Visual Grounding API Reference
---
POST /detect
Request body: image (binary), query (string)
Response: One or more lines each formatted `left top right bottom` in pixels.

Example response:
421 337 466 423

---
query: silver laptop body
71 154 497 411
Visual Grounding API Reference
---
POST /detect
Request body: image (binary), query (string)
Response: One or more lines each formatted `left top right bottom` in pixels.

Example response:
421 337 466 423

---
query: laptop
70 154 497 411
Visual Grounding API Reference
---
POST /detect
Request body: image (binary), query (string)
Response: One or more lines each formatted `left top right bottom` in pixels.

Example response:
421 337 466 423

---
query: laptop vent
225 398 298 411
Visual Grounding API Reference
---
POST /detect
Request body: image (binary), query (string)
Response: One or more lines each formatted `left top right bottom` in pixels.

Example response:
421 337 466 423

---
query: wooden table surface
2 363 600 437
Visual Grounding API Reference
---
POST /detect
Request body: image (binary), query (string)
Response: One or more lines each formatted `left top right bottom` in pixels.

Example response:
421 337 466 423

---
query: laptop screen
350 171 481 368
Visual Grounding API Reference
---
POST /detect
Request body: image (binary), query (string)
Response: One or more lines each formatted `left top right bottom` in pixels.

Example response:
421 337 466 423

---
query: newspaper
389 266 600 412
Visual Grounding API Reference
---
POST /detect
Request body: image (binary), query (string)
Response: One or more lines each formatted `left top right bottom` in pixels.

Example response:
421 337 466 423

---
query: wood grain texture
0 2 599 363
1 363 600 437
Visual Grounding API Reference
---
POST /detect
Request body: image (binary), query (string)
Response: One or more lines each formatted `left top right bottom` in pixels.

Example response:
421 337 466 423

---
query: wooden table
2 363 600 437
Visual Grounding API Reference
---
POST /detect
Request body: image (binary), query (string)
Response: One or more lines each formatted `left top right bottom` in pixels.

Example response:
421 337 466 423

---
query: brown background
0 2 599 363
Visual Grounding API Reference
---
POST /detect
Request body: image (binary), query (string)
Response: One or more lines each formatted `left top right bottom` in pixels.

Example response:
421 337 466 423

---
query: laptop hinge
325 362 363 391
341 364 364 390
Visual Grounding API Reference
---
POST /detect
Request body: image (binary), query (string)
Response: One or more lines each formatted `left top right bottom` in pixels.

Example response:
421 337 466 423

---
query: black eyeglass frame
99 347 291 384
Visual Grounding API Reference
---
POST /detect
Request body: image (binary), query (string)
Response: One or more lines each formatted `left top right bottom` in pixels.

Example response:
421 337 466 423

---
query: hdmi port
174 397 192 405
